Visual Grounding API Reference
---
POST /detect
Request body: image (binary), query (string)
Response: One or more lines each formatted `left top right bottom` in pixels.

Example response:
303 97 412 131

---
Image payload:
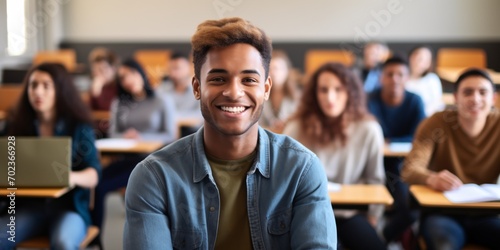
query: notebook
444 183 500 203
0 137 72 188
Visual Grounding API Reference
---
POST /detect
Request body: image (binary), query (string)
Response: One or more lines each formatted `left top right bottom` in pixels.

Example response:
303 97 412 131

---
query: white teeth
221 106 246 113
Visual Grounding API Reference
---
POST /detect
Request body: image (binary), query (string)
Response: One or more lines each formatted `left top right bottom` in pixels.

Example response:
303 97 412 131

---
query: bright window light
7 0 27 56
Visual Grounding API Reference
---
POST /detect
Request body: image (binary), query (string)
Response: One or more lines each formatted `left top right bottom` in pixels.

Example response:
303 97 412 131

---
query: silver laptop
0 137 71 188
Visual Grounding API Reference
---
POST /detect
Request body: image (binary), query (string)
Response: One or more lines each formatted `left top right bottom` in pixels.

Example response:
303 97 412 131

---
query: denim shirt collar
192 126 271 183
33 118 66 136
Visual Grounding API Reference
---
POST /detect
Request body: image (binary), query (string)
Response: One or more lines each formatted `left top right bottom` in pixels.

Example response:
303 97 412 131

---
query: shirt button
209 206 215 212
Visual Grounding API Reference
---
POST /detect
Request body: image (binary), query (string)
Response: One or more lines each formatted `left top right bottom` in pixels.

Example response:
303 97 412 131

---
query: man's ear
264 76 272 101
192 77 201 100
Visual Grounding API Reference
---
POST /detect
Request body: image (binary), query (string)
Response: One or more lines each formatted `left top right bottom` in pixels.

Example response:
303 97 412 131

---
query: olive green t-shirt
207 151 256 250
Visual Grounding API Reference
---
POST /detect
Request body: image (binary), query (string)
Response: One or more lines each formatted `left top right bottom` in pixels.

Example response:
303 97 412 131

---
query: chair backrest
33 49 77 72
0 84 24 112
436 48 487 69
304 49 355 76
134 49 171 88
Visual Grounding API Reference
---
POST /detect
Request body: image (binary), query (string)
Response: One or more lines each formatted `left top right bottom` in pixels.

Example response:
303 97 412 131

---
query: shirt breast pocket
267 208 292 248
172 229 203 250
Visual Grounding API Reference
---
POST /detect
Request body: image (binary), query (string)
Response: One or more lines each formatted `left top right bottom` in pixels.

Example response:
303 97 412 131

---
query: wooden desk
0 187 71 198
91 111 110 121
384 143 412 157
410 185 500 210
96 140 164 154
330 184 394 206
0 110 6 120
437 67 500 85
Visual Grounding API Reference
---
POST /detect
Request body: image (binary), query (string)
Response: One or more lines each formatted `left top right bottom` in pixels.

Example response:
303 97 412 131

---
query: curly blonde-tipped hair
191 17 272 80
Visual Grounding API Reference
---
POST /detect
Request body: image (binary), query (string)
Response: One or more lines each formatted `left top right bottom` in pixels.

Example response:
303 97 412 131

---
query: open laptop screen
0 137 71 188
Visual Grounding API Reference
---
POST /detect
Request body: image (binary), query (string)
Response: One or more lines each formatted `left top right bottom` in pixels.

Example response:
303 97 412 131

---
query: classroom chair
304 49 355 76
16 225 100 250
134 49 171 88
436 48 487 69
33 49 78 72
0 84 24 113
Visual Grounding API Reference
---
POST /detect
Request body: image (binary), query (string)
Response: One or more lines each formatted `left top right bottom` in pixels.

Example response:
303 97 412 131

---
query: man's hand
123 128 141 140
426 170 463 191
90 75 106 97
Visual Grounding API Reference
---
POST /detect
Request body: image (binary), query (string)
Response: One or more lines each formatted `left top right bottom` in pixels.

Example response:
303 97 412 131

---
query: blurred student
91 59 176 240
367 56 425 245
368 56 426 143
157 52 200 119
87 47 119 138
402 69 500 250
284 62 386 250
358 42 389 93
88 47 119 111
123 17 337 249
0 63 101 250
405 46 444 116
157 52 202 136
260 50 299 133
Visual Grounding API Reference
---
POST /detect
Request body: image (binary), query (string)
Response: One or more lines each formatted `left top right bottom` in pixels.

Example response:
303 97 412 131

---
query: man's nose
222 80 244 99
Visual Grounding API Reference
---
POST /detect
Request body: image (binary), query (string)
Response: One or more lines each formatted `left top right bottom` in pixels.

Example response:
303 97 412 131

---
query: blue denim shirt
124 127 337 249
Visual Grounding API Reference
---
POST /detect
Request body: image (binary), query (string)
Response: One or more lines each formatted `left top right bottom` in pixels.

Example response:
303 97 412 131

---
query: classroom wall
62 0 500 42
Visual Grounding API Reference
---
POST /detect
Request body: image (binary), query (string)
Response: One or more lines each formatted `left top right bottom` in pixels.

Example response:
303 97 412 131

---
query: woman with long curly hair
284 62 386 250
0 63 101 249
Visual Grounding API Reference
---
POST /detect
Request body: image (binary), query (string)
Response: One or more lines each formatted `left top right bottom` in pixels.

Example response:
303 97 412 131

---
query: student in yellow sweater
402 68 500 250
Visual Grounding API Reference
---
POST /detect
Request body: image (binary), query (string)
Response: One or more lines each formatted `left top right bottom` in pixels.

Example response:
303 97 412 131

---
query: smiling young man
402 69 500 249
123 17 336 249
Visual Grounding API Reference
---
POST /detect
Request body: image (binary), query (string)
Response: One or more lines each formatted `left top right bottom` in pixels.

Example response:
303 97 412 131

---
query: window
6 0 26 56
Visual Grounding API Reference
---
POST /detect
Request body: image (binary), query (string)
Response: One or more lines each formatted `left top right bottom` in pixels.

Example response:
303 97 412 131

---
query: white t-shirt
405 72 444 117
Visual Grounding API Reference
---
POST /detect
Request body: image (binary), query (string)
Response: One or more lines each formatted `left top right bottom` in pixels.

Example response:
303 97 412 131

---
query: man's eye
209 77 225 82
242 78 257 83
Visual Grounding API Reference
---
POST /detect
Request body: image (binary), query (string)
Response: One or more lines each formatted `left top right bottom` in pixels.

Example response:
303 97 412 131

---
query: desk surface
329 184 394 206
97 140 164 154
410 185 500 209
0 187 71 198
437 67 500 85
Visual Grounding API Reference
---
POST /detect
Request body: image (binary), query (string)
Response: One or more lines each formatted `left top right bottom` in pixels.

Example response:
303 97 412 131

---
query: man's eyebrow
241 69 260 76
462 86 490 91
207 69 261 76
207 69 228 74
